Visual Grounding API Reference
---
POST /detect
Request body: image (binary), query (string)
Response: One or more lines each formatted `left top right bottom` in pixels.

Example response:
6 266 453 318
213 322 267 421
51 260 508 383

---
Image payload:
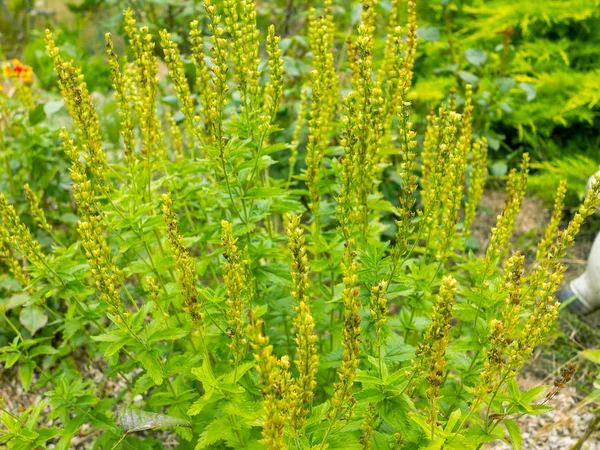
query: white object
569 171 600 312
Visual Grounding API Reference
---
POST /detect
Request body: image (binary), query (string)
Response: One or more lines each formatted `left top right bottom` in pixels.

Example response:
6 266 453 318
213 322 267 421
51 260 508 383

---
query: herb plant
1 1 599 449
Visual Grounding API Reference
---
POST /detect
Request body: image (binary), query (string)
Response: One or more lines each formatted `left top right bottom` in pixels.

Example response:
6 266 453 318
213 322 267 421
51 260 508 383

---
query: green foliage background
3 0 598 199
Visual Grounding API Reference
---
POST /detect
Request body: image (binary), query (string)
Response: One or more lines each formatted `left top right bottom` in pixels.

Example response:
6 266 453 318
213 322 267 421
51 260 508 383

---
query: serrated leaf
138 350 164 385
147 328 189 344
19 361 35 391
195 416 234 449
29 345 59 358
520 385 548 404
504 419 522 450
105 335 135 357
119 408 191 432
187 391 217 416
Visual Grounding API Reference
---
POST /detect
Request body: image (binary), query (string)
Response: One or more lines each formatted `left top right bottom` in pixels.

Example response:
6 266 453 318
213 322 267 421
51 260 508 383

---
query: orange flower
2 59 34 85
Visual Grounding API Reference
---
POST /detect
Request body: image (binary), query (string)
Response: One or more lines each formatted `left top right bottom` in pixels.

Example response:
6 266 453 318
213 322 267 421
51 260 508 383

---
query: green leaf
520 385 548 404
195 416 232 449
465 48 487 67
29 104 46 126
29 345 59 358
417 26 440 42
191 359 217 390
491 161 508 177
518 82 536 101
504 419 522 450
3 351 21 369
445 408 461 433
19 361 35 391
187 392 217 416
119 408 191 432
138 350 164 385
147 328 189 344
44 100 64 116
458 71 479 86
105 335 135 357
6 293 31 309
581 349 600 364
20 306 48 336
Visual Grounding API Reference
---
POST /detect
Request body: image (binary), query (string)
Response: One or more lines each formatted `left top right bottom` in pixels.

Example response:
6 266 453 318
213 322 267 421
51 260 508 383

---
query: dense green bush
1 1 599 449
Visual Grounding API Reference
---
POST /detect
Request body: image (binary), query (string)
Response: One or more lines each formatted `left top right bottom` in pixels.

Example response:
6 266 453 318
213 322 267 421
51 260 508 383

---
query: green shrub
1 1 599 449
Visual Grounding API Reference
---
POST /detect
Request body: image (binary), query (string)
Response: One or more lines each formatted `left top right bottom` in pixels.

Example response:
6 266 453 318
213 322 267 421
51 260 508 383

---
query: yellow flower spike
46 30 108 193
23 184 52 234
0 224 31 288
221 220 248 371
203 0 230 148
484 153 530 267
416 275 457 438
105 33 136 170
162 192 203 327
167 112 184 162
435 88 473 263
247 310 292 450
261 24 284 132
189 19 215 142
464 137 489 235
305 3 338 234
0 193 45 268
536 179 567 263
284 213 318 430
336 94 360 241
159 30 197 147
324 238 361 439
222 0 261 128
123 11 162 166
369 280 389 347
393 99 419 261
359 402 377 450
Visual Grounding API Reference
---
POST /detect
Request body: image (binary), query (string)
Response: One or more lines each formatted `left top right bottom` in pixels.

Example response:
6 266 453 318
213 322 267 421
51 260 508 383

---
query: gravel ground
488 384 599 450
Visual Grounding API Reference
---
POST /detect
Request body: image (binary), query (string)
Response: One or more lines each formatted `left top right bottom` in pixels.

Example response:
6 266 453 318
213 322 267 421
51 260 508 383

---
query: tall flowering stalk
61 129 122 313
261 25 284 132
248 311 293 450
46 31 108 193
435 87 473 264
0 225 31 288
124 10 162 188
0 194 46 271
105 33 136 172
304 1 337 233
23 184 51 234
160 30 197 150
221 220 248 375
535 179 567 263
162 193 203 327
411 276 457 438
321 239 361 448
484 154 530 267
284 213 318 430
464 137 488 235
223 0 261 130
473 252 524 401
